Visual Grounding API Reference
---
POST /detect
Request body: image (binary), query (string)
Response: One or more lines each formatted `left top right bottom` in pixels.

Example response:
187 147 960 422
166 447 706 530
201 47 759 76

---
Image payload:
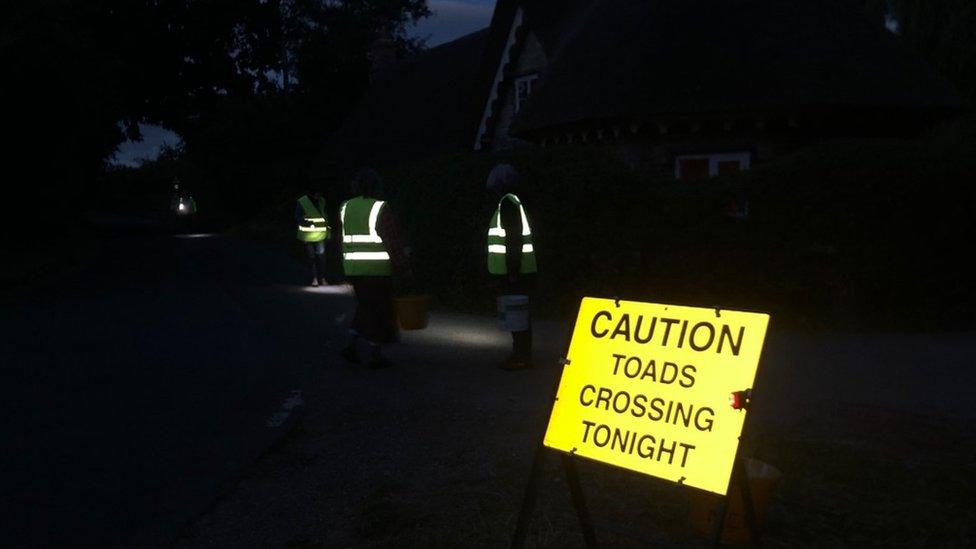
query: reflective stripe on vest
487 193 537 275
297 195 330 242
340 197 392 276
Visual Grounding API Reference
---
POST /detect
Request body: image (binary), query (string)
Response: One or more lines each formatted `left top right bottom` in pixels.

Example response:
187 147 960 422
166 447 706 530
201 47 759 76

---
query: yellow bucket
394 295 430 330
689 458 781 543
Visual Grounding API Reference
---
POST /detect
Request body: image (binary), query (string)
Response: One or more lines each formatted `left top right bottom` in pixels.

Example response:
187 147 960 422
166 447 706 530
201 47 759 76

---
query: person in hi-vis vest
339 168 409 369
486 163 537 370
295 190 332 287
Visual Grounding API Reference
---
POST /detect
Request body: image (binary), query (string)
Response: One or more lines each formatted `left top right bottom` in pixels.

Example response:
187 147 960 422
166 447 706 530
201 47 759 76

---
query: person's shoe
311 278 320 287
319 278 331 286
340 345 359 363
499 357 534 371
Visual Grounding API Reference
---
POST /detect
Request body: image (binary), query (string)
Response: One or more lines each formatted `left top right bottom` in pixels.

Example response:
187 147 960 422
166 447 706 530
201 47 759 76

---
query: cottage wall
609 138 785 177
490 32 548 151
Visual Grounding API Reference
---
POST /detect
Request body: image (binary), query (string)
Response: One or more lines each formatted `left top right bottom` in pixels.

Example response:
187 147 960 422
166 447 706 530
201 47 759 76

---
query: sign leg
561 454 599 549
737 458 763 549
511 445 547 549
708 492 730 549
710 456 764 548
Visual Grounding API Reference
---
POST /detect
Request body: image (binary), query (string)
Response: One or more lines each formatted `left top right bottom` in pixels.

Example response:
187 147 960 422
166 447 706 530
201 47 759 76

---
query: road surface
5 221 974 547
2 223 353 547
176 311 976 547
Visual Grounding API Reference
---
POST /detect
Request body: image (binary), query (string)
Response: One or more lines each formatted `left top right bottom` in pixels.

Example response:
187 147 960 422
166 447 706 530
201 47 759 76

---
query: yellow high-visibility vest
297 195 330 242
340 196 392 276
487 193 537 274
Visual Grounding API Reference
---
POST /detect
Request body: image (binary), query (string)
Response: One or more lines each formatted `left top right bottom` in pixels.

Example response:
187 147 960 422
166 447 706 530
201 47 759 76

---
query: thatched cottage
325 0 960 180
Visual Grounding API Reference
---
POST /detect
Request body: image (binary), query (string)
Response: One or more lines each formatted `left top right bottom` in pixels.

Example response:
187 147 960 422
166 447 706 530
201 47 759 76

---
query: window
675 152 751 181
514 74 538 113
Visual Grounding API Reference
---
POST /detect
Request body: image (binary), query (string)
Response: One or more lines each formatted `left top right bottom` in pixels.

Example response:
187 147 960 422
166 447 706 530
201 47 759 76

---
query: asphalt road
176 313 976 546
2 223 353 548
6 220 975 547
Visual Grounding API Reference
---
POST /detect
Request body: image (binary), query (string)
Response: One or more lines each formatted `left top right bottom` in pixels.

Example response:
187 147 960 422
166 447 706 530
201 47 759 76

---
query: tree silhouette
3 0 428 235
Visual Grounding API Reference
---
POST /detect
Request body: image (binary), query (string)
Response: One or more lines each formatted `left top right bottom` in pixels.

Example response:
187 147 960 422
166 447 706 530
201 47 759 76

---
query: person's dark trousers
497 276 535 362
512 328 532 360
324 238 345 283
342 275 397 367
349 276 398 344
305 241 327 281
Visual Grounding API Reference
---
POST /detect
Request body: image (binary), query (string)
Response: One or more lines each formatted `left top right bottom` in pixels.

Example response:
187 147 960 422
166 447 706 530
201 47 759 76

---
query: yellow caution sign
543 298 769 495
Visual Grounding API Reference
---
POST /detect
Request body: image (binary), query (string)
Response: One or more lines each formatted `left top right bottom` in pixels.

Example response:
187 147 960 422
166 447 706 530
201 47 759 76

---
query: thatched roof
322 0 961 164
513 0 961 135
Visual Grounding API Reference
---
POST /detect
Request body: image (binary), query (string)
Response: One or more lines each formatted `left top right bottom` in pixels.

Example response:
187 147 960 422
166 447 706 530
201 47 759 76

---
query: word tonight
590 310 746 356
